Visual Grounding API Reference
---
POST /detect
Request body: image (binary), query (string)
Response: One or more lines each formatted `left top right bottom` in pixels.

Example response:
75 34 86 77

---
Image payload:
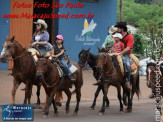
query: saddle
49 55 77 78
110 54 139 76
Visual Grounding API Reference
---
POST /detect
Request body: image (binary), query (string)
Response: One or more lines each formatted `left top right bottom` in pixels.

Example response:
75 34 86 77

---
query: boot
149 92 155 99
68 75 75 82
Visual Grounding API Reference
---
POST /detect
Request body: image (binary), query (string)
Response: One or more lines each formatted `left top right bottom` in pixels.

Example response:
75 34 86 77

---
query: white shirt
35 35 41 42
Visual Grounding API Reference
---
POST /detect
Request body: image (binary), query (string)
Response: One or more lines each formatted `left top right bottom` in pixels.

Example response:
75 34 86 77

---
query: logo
81 18 97 36
2 105 33 121
75 18 100 45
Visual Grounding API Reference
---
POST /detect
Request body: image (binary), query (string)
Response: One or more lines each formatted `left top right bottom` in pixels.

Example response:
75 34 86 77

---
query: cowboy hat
113 33 122 39
109 26 118 34
34 19 48 29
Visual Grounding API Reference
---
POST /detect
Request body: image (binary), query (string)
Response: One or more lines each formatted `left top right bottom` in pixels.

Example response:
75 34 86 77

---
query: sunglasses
36 24 41 26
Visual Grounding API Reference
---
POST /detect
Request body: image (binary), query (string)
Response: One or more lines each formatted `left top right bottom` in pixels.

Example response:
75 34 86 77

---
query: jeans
122 54 131 82
58 57 71 76
34 46 46 56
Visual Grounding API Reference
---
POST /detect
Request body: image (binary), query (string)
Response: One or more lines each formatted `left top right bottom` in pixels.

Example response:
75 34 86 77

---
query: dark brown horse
146 62 163 96
0 36 41 105
96 47 140 114
36 58 83 118
78 48 110 109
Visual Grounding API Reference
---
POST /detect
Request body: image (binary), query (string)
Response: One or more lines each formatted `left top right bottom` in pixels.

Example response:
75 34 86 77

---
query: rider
51 35 75 82
93 33 124 85
30 19 53 56
102 25 117 52
115 22 134 90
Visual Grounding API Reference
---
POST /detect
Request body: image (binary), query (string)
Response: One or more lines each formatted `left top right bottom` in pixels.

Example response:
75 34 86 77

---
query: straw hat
34 19 48 29
109 26 118 34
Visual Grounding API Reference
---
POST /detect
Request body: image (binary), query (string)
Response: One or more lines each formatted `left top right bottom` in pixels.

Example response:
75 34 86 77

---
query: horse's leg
126 90 132 112
122 85 127 106
64 88 72 114
101 85 110 107
116 85 123 111
27 84 33 105
36 85 41 105
43 88 57 118
74 87 81 115
99 84 108 115
90 85 102 109
52 99 58 116
11 79 21 105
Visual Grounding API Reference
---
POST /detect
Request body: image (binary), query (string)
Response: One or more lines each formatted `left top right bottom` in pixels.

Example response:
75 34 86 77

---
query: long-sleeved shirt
102 35 115 48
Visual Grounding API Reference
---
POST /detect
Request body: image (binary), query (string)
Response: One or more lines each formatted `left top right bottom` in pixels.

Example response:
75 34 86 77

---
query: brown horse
96 47 140 114
36 58 83 118
0 36 41 105
146 62 163 96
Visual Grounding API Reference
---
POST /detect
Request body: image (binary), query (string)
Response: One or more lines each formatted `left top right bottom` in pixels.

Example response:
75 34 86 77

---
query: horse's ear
87 48 90 52
97 46 101 52
5 35 9 41
105 48 110 53
11 36 15 42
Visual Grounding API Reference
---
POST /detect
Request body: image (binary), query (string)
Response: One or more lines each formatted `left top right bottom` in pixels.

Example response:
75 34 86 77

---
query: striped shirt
113 41 124 53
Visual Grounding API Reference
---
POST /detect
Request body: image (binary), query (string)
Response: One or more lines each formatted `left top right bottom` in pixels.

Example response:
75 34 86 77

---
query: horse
0 36 41 105
36 58 83 118
146 62 163 96
78 48 110 109
96 47 140 114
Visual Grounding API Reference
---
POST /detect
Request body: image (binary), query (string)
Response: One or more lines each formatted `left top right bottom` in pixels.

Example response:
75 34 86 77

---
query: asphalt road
0 70 161 122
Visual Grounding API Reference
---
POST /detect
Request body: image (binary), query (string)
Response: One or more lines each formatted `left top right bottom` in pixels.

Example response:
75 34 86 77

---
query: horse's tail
135 73 140 99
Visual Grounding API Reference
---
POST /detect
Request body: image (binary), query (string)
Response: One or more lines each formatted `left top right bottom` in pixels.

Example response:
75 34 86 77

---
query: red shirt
123 33 134 54
114 41 124 53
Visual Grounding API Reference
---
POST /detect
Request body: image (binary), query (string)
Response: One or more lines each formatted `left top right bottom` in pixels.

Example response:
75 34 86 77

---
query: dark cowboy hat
115 22 127 30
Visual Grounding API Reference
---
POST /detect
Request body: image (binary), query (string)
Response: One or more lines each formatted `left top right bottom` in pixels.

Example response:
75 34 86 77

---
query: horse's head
146 62 156 88
96 46 109 69
78 48 90 68
0 36 20 63
36 58 49 79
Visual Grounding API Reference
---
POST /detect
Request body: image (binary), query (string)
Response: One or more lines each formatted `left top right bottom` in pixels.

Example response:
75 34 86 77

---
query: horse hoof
66 109 70 114
54 113 59 117
120 108 123 111
98 112 104 116
90 107 95 110
73 112 78 116
106 104 109 108
33 104 42 109
125 108 132 113
42 115 48 119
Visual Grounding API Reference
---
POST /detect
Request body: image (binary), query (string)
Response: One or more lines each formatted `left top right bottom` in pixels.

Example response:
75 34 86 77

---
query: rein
41 61 58 88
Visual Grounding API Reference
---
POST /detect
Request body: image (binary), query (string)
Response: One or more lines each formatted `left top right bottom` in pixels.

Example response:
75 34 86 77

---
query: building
0 0 117 70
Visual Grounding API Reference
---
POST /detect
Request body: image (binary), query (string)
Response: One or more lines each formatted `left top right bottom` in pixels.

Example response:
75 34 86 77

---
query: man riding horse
95 22 134 90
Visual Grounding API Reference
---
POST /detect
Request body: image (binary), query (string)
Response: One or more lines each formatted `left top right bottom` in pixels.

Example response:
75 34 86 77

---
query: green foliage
117 0 163 58
132 34 145 55
135 0 152 4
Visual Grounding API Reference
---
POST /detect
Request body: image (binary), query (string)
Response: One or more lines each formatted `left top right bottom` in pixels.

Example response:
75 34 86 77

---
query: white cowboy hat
109 26 118 34
113 33 122 39
34 19 48 29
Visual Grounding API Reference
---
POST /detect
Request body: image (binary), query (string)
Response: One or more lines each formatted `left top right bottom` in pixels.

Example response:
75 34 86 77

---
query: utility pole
120 0 123 22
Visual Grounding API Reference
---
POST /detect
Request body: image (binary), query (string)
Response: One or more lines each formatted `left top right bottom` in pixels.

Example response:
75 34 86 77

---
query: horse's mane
14 40 25 51
147 62 156 68
110 55 120 69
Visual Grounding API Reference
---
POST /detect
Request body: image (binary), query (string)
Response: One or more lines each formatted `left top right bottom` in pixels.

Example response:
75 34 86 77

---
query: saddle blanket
109 53 139 76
